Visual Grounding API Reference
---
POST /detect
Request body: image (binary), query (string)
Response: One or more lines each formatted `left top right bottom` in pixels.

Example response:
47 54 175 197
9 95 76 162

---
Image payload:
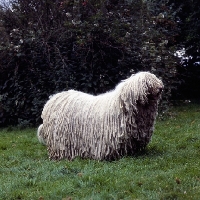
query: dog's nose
159 87 163 93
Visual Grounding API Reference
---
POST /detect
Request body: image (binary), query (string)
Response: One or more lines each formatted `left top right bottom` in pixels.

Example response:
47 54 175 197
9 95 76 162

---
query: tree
167 0 200 99
0 0 180 126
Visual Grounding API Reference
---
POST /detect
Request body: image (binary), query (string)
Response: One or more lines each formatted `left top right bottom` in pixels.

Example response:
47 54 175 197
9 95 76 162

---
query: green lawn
1 104 200 200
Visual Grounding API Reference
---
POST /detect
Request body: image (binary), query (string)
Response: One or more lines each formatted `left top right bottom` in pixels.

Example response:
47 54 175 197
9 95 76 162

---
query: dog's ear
119 90 138 113
118 75 150 107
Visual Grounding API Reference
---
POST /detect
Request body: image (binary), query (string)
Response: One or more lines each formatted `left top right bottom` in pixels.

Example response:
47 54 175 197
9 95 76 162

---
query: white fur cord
37 72 163 160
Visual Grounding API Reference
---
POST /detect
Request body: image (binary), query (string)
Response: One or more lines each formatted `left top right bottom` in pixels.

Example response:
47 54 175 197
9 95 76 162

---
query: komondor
37 72 163 161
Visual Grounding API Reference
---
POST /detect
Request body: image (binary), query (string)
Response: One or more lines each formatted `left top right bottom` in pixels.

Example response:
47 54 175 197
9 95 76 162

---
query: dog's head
145 73 164 101
120 72 164 106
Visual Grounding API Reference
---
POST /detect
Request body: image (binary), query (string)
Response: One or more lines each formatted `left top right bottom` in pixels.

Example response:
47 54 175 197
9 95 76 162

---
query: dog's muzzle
148 86 163 100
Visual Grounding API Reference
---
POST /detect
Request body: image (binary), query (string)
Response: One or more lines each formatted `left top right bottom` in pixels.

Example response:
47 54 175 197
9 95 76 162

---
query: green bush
0 0 180 126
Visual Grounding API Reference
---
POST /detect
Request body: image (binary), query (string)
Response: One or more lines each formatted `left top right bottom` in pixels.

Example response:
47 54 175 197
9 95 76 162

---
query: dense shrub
0 0 180 126
168 0 200 100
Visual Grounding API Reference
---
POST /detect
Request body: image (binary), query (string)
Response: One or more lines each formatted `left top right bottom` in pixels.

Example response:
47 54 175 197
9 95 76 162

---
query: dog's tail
37 124 46 145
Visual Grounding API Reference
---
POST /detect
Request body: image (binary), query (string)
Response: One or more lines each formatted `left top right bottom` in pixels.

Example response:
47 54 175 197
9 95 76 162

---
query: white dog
37 72 163 160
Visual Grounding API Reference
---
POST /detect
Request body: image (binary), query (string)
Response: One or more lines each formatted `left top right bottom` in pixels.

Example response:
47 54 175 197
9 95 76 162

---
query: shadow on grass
134 145 164 158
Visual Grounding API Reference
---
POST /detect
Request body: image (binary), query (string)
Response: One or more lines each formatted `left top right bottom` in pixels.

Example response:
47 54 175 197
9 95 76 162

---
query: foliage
169 0 200 55
168 0 200 99
0 0 180 126
1 104 200 199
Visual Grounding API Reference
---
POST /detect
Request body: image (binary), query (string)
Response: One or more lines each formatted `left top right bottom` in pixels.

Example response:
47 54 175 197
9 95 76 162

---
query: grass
1 104 200 200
